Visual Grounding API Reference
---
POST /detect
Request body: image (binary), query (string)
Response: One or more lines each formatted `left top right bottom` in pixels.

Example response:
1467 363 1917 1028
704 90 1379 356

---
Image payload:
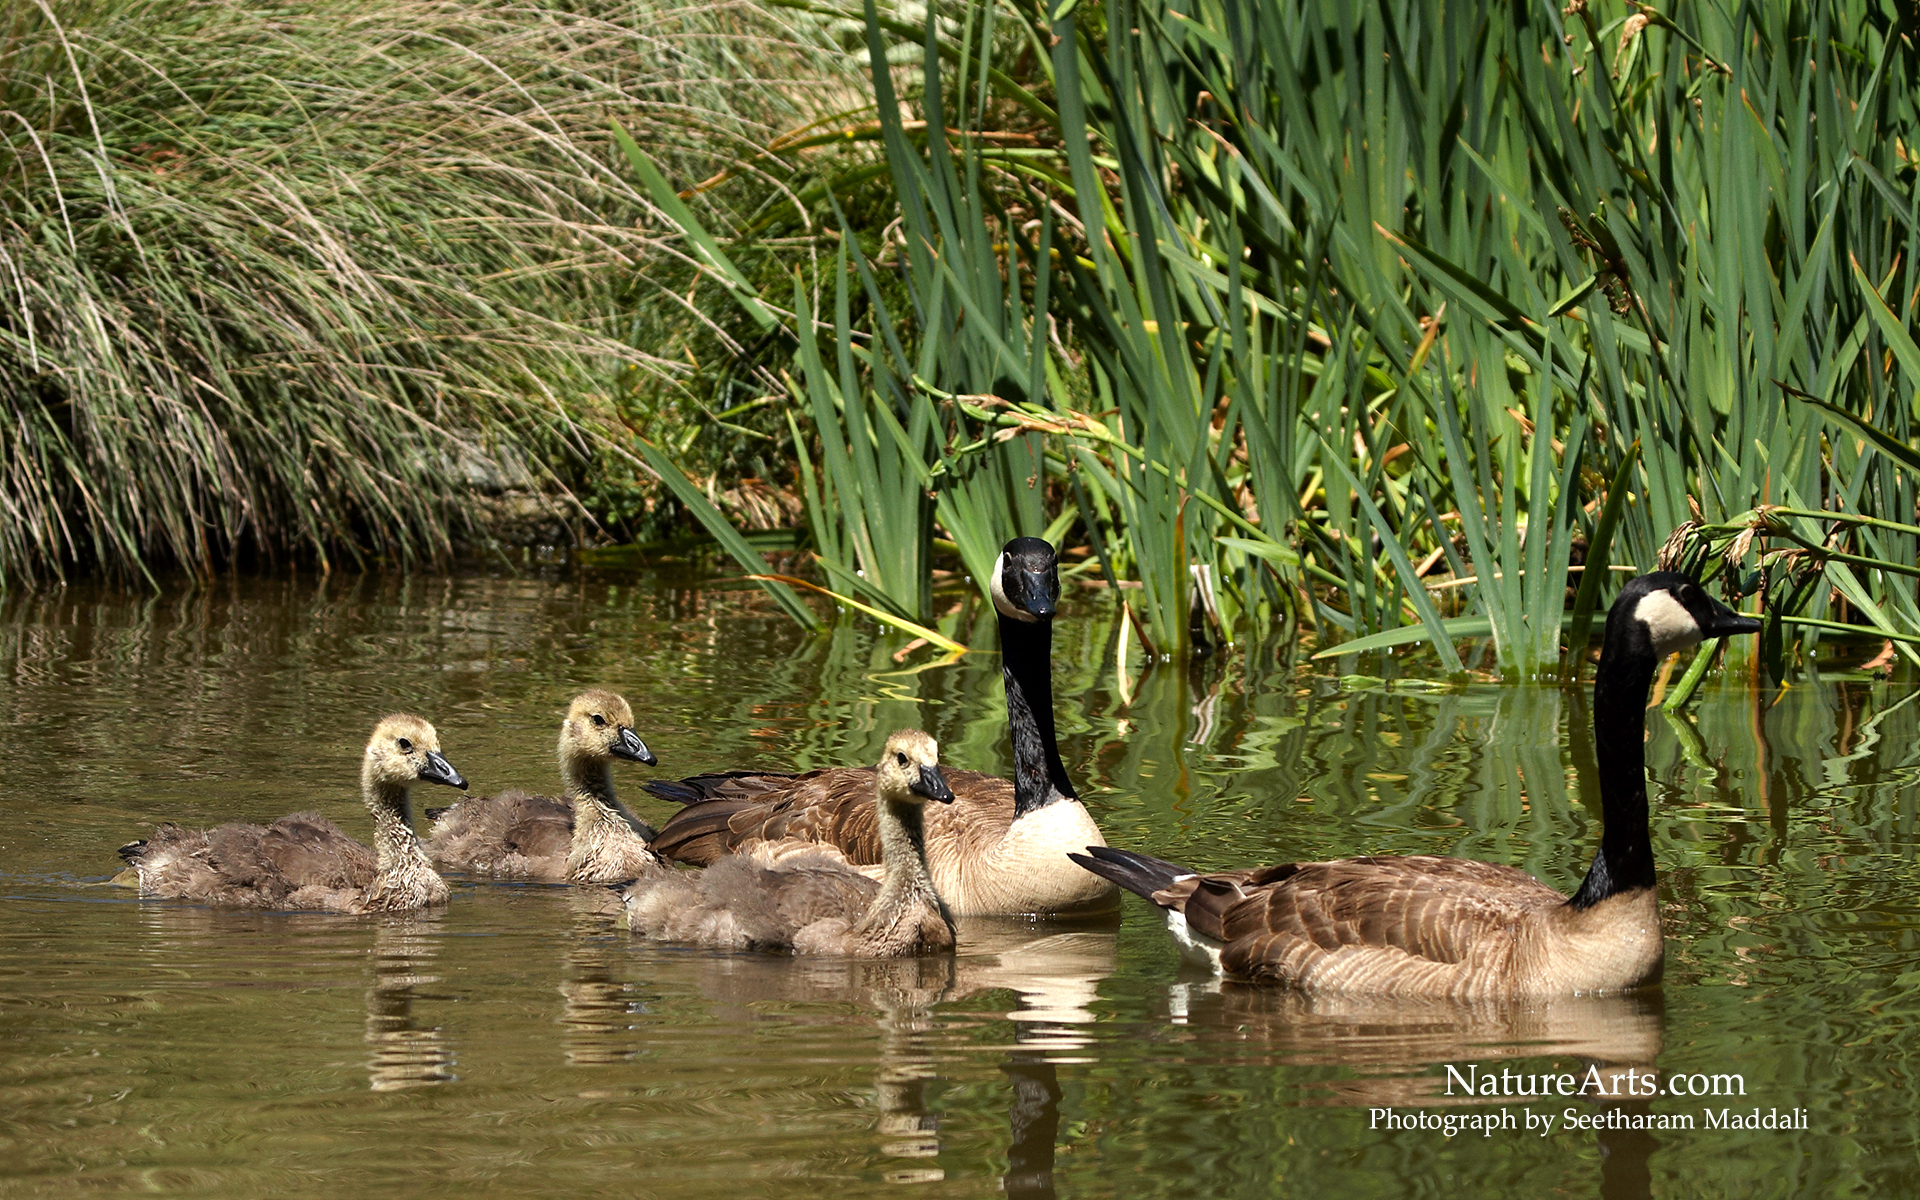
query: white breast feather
1164 909 1225 972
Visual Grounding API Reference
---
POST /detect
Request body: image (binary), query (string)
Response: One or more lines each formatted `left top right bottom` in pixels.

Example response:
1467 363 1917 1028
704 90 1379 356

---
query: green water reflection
1 570 1917 1197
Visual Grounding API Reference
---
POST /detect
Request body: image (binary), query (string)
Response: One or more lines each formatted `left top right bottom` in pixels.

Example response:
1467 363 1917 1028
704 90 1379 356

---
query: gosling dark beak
911 763 955 804
1011 568 1059 620
613 726 657 766
420 750 467 791
1702 598 1763 640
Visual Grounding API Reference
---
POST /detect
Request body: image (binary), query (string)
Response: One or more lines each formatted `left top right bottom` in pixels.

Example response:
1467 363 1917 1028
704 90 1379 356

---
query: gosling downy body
622 730 957 957
1073 573 1761 1000
426 690 662 884
647 538 1115 917
119 715 467 914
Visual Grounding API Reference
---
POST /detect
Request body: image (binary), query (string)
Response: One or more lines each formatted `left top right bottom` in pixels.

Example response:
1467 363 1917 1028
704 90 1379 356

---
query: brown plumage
651 766 1109 916
1079 850 1636 999
117 715 468 914
622 730 957 957
1074 572 1763 999
426 689 662 883
648 538 1115 917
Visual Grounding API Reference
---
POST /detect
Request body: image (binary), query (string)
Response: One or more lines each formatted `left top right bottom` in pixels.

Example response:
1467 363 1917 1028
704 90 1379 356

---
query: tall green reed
630 0 1071 640
637 0 1920 677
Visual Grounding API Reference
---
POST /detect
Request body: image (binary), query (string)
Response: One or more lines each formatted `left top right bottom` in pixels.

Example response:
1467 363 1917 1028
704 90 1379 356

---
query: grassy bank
10 0 1920 683
0 0 850 581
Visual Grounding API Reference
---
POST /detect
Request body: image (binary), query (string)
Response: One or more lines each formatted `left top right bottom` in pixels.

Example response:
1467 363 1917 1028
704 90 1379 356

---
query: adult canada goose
647 537 1116 916
425 689 661 883
1072 572 1761 999
118 714 467 914
621 729 957 957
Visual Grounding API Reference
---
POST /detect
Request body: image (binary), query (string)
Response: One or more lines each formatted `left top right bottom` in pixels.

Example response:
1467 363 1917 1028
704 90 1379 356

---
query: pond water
2 567 1918 1197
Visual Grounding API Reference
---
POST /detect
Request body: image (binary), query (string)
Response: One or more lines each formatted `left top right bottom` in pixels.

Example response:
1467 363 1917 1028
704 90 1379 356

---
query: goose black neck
1567 644 1659 910
1001 611 1076 817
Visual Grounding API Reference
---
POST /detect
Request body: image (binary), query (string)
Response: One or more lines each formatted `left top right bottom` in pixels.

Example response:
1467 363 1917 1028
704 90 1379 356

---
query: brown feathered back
649 766 1111 917
648 765 937 864
424 791 573 880
624 848 884 951
1175 856 1565 994
121 812 378 911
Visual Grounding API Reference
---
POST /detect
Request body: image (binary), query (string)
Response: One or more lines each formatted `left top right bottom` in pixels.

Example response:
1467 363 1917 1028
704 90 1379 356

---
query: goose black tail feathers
644 770 801 808
642 779 708 807
1068 846 1193 901
117 840 147 865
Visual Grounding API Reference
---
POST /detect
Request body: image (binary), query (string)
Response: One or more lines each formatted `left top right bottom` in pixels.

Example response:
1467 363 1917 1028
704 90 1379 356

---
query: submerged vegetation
7 0 1920 680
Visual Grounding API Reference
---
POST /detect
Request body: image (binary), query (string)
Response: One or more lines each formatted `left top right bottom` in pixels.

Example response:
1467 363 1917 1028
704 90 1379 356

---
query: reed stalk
637 0 1920 678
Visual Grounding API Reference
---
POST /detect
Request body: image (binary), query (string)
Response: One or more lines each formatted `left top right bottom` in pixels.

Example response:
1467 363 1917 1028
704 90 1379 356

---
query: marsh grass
0 0 851 582
641 0 1920 679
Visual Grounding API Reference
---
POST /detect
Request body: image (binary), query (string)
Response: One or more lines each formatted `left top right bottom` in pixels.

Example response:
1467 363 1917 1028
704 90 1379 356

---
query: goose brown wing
193 822 305 906
500 812 572 862
651 766 1015 868
652 768 882 865
629 849 881 950
1177 856 1564 985
766 858 882 933
645 800 745 865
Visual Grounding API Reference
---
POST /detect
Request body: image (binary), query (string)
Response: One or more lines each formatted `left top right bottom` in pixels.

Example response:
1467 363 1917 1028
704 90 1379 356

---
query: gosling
426 689 662 883
118 714 466 913
620 730 956 957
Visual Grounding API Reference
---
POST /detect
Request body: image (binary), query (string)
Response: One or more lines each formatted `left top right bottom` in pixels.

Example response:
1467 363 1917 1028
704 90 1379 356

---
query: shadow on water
3 571 1920 1196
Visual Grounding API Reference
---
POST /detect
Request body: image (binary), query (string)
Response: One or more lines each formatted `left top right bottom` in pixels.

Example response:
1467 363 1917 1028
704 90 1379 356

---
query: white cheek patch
990 553 1038 621
1635 590 1703 654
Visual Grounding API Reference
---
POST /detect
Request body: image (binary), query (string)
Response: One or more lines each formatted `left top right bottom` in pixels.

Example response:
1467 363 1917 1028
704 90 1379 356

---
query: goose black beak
911 763 956 804
1010 569 1059 620
1702 600 1763 640
613 726 658 766
420 750 467 791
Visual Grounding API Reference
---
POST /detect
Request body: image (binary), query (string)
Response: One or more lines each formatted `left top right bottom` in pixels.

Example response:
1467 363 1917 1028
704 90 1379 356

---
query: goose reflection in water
665 917 1116 1195
949 919 1117 1200
1159 978 1662 1096
1159 980 1665 1200
559 894 643 1066
364 918 455 1092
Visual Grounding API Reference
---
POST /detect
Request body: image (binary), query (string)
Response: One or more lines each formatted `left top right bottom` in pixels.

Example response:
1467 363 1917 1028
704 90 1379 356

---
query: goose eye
591 714 607 727
396 737 413 753
895 751 908 767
